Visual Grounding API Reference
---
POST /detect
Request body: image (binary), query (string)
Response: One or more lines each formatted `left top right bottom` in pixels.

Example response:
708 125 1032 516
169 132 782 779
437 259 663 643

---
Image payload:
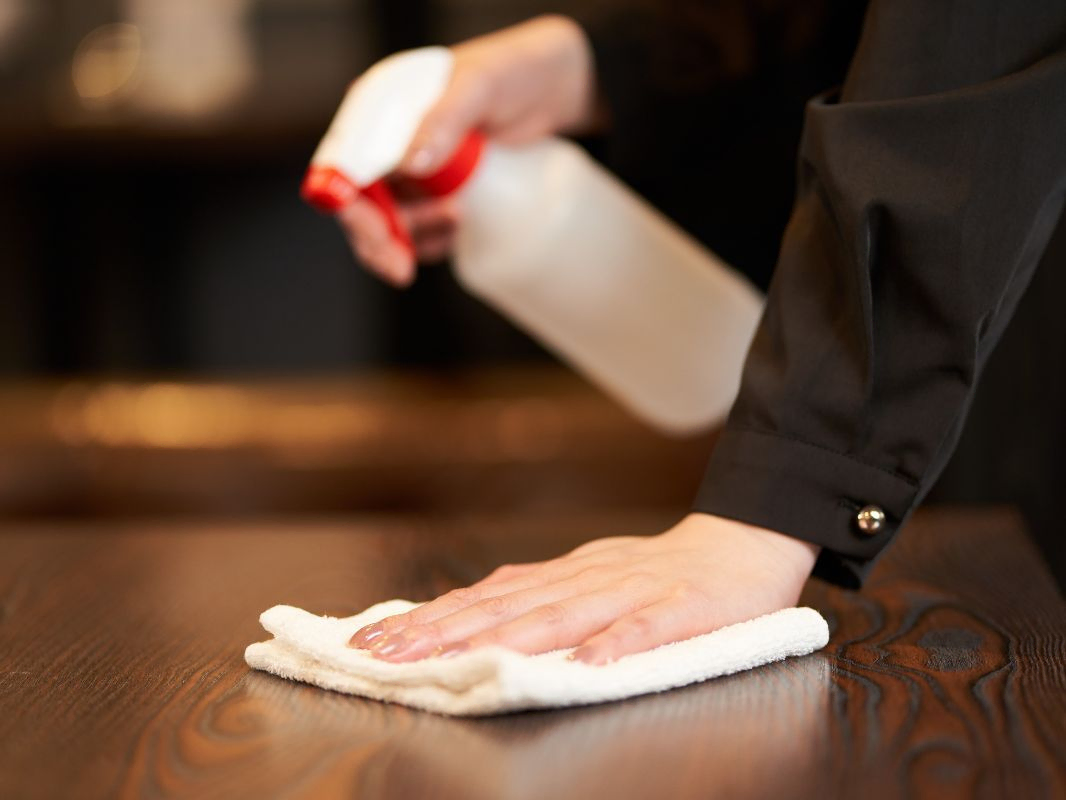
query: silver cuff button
856 505 886 535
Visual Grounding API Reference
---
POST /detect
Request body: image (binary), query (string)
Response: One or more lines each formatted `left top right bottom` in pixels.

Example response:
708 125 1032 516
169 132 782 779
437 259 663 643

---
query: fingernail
434 641 470 659
371 634 411 658
349 623 385 648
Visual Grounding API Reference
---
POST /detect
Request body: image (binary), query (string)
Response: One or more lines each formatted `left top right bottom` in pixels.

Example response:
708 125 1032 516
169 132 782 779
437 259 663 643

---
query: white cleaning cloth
245 600 829 716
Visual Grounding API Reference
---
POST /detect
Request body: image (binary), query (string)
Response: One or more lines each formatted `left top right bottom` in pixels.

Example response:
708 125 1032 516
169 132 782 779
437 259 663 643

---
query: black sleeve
692 0 1066 587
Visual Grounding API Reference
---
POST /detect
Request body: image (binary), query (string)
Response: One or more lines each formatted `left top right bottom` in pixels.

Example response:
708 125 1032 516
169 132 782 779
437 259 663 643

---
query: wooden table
1 508 1063 799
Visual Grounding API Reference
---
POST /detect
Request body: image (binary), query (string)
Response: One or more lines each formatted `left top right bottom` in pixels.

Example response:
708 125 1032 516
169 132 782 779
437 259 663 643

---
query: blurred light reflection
71 23 142 107
40 380 590 464
124 0 254 119
45 382 389 454
0 0 31 62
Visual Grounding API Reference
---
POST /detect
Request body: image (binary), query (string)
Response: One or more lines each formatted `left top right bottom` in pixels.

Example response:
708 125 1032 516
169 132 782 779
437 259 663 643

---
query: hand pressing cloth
245 600 829 716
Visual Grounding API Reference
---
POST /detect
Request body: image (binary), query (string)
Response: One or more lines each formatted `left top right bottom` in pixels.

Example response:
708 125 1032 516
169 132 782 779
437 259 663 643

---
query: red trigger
414 132 486 197
363 180 414 255
301 132 484 253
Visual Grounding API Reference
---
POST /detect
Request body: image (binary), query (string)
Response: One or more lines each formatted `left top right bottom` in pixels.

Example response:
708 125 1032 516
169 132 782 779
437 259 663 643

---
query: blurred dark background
0 0 1061 583
0 0 584 376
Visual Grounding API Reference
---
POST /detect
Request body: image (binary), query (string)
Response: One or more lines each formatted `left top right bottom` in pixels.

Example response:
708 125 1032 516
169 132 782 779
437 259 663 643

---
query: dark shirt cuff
692 427 920 588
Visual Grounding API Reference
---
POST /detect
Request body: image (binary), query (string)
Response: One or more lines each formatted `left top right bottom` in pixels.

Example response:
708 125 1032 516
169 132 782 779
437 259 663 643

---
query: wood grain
0 508 1063 799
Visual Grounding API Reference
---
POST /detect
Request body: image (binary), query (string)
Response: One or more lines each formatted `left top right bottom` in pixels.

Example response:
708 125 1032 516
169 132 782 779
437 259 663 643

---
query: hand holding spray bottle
302 47 764 435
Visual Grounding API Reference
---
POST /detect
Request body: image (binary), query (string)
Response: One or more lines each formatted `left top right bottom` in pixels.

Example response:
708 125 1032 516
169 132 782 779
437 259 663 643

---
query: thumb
400 69 489 177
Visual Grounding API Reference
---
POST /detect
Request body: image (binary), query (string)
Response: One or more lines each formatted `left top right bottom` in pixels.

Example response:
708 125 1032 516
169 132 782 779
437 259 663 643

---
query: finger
336 196 392 252
337 198 415 286
442 577 661 660
355 241 416 287
358 567 577 658
391 557 621 631
391 197 458 263
396 196 462 230
345 562 544 651
401 70 490 176
367 575 602 662
347 581 522 648
413 231 456 264
570 596 712 666
347 555 623 649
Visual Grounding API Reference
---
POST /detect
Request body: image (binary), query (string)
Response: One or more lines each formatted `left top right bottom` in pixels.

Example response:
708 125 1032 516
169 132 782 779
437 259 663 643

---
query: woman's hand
338 14 601 287
348 513 819 665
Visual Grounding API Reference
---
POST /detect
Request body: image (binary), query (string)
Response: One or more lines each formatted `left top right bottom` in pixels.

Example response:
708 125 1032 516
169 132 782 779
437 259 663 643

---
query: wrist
459 15 601 139
680 512 820 581
531 15 603 134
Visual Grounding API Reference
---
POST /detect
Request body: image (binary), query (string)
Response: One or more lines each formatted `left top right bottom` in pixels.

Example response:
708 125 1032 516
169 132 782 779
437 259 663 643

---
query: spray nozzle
300 46 487 252
301 131 485 252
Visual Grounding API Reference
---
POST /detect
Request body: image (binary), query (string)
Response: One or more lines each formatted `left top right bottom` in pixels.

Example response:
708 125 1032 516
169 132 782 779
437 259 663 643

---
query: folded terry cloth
245 600 829 716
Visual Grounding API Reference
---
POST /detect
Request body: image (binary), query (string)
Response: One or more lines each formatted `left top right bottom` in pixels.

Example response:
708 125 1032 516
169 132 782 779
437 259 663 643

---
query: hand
348 513 820 665
337 14 601 287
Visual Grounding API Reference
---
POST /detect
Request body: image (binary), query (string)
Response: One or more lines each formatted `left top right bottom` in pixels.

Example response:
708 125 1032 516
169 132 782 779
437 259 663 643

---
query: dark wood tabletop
1 506 1063 799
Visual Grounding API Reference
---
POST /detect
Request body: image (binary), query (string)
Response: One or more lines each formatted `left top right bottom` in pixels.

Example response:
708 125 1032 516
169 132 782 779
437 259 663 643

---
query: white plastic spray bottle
302 47 764 436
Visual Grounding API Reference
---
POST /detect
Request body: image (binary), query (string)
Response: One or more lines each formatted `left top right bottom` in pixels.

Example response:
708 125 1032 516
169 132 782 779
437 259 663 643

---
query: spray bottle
302 47 764 435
